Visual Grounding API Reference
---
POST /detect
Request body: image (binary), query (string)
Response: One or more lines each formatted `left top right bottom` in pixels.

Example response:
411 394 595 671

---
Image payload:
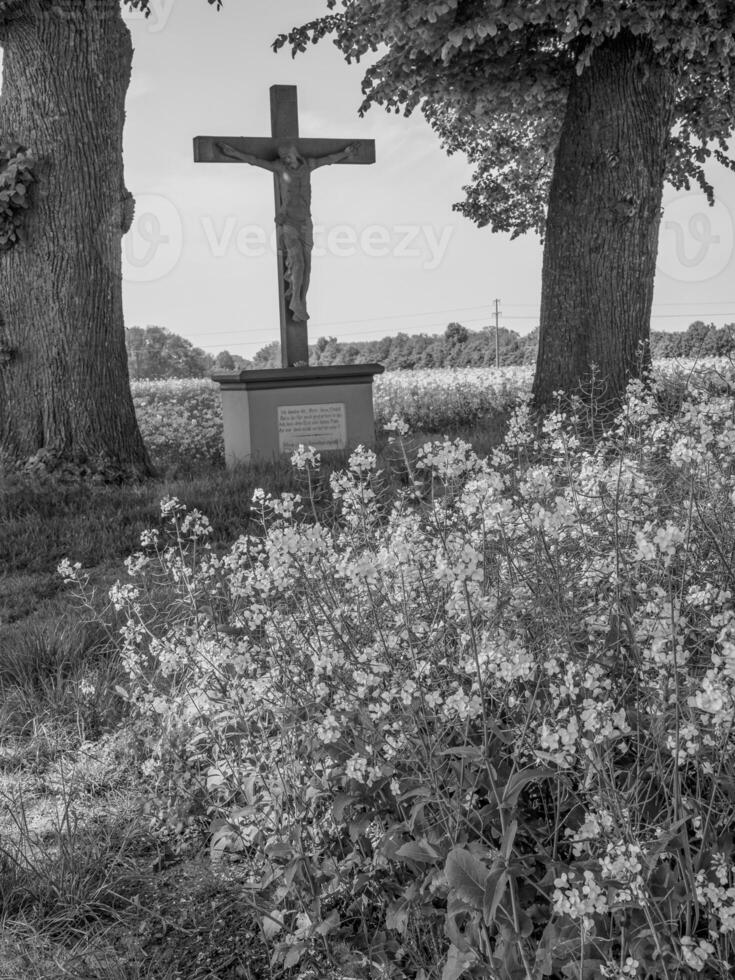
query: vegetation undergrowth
2 360 735 978
50 364 735 978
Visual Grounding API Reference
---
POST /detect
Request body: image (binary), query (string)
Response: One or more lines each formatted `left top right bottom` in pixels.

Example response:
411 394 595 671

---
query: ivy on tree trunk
0 0 155 478
532 32 677 412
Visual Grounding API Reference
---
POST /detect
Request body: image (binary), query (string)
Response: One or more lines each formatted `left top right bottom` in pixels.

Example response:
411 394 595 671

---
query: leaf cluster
0 143 34 251
275 0 735 236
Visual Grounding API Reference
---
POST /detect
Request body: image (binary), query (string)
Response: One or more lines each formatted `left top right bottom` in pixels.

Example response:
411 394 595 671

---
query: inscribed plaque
278 403 347 453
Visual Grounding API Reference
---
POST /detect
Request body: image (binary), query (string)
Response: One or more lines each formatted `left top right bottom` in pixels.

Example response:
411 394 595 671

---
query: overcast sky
3 1 735 357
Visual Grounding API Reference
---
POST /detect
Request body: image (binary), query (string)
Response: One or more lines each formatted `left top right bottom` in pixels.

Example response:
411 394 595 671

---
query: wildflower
124 552 149 576
442 687 483 722
291 444 321 470
79 678 96 699
345 753 368 783
269 492 302 519
180 509 212 539
601 958 640 979
634 522 685 564
566 806 615 856
109 581 140 612
689 671 733 727
695 856 735 934
600 842 646 901
680 937 715 971
57 558 82 582
553 870 609 930
140 528 160 548
316 712 341 744
383 414 410 436
417 438 481 480
349 445 377 475
538 715 580 766
665 722 701 765
160 495 183 518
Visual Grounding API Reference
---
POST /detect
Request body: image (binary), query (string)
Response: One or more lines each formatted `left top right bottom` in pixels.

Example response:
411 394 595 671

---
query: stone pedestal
212 364 385 466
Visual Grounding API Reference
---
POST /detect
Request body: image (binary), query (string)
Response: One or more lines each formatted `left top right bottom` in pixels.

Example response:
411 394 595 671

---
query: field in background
131 367 531 469
132 359 731 470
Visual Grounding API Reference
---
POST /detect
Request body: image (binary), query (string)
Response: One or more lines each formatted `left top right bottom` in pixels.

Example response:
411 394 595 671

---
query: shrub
71 368 735 979
132 379 224 468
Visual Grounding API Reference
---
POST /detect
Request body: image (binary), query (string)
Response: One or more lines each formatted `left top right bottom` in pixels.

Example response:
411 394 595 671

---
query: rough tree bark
0 0 154 478
532 31 677 413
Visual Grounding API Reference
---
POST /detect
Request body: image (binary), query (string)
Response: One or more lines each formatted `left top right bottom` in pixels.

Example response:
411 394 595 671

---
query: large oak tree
0 0 219 479
278 1 735 409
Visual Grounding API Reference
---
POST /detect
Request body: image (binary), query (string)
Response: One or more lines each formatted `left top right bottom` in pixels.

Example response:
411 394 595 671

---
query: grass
0 415 509 979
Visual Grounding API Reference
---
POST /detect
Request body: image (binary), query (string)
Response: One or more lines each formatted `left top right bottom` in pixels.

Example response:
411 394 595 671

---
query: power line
652 300 735 307
493 299 501 369
193 310 735 350
650 313 735 319
184 304 509 340
194 315 505 350
182 304 735 344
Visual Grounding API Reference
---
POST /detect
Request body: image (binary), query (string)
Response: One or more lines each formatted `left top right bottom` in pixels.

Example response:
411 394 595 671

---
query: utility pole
493 298 501 369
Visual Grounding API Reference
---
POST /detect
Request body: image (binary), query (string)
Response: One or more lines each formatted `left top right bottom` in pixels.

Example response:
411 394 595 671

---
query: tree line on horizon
126 320 735 380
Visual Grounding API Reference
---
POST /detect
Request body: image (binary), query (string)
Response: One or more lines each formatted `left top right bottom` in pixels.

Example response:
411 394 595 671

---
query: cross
194 85 376 368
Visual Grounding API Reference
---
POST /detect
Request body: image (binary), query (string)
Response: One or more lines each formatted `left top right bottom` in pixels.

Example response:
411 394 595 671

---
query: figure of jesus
216 140 360 323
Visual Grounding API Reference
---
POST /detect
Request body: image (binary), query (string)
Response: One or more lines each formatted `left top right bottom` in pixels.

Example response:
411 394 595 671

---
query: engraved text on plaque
278 403 347 453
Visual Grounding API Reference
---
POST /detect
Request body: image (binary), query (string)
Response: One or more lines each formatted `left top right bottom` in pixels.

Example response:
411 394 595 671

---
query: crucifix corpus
194 85 376 368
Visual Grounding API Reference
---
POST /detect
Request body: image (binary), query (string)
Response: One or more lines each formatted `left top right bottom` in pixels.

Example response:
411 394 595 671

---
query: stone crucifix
194 85 376 368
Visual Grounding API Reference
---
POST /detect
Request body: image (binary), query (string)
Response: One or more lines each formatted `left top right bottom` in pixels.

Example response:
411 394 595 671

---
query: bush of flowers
373 368 531 430
131 379 225 467
83 367 735 979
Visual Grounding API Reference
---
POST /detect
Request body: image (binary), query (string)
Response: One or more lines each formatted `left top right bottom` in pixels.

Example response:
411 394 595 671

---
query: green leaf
445 847 490 908
283 943 305 970
442 943 475 980
482 866 509 926
562 959 607 980
499 818 518 861
502 766 556 808
395 839 441 864
315 909 340 936
261 910 284 940
349 814 373 841
437 745 486 760
386 900 410 935
332 792 355 821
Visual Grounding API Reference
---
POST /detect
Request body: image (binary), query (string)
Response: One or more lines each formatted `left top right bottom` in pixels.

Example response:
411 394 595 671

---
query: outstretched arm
309 141 361 170
216 142 279 172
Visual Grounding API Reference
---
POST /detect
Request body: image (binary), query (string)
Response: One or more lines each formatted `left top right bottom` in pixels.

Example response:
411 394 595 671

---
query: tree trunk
0 0 155 478
532 31 676 414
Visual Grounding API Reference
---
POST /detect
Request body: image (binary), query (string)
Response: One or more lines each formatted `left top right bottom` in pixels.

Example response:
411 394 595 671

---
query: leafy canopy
275 0 735 236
